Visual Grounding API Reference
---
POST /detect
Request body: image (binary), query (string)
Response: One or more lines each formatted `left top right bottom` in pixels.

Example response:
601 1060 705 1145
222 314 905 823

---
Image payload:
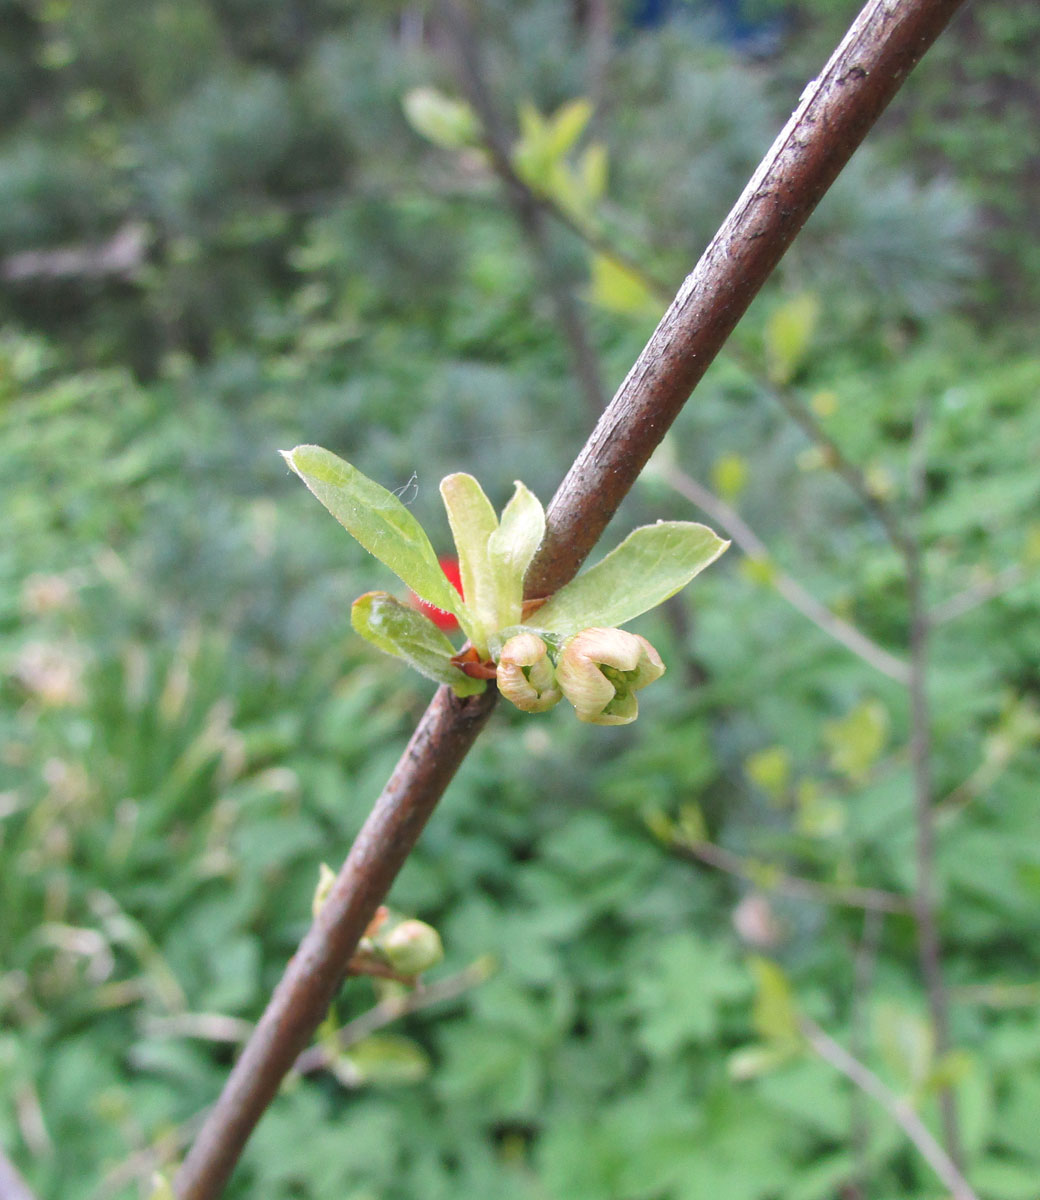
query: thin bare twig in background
661 463 910 683
802 1017 978 1200
583 0 613 126
734 355 914 559
176 3 969 1195
930 562 1031 624
846 907 884 1200
436 0 607 417
671 835 911 914
903 400 961 1164
0 1148 38 1200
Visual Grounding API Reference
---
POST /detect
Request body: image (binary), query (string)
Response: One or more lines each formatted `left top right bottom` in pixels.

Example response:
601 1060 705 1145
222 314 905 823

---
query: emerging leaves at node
281 446 729 719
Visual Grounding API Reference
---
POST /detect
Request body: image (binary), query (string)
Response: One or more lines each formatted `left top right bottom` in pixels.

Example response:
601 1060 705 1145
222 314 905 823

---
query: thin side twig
846 907 884 1200
662 463 910 682
930 562 1031 624
904 400 961 1164
734 356 914 559
176 3 969 1195
436 0 607 418
801 1017 978 1200
294 956 494 1075
672 836 911 914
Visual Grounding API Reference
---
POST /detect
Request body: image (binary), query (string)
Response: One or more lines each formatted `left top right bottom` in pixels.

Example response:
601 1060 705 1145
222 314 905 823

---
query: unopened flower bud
496 633 562 713
555 627 665 725
380 919 444 976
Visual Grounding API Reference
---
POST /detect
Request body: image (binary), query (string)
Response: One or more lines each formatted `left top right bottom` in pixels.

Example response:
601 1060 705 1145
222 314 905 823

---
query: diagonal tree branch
176 2 969 1195
528 0 966 594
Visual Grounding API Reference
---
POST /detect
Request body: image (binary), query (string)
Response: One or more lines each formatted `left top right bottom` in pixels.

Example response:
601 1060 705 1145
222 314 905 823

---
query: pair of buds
497 626 665 726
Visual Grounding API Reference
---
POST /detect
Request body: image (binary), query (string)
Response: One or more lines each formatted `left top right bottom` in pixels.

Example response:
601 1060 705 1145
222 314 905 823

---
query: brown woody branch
176 2 968 1195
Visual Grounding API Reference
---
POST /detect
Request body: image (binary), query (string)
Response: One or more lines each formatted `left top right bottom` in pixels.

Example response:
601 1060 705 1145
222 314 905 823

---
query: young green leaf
351 592 485 697
765 292 820 386
282 445 465 618
439 473 499 651
487 480 545 627
534 521 729 636
749 956 801 1044
545 98 593 160
402 86 480 150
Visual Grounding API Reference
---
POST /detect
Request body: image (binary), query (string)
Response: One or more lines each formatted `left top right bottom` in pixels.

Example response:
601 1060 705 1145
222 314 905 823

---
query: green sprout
281 445 729 724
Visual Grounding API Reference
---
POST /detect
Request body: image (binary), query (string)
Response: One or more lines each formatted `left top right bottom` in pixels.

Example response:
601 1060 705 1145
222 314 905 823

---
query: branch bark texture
176 685 496 1198
177 1 967 1194
527 0 967 595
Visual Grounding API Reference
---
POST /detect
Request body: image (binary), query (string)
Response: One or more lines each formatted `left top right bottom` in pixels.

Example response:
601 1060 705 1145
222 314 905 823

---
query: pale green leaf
535 521 729 636
711 452 748 501
875 1001 934 1091
587 253 660 319
745 746 792 804
545 98 593 160
439 472 498 650
765 293 819 385
351 592 485 697
581 142 608 203
339 1034 431 1087
823 699 888 783
402 87 479 150
749 956 800 1044
282 445 464 617
517 100 544 143
487 480 545 627
971 1157 1040 1200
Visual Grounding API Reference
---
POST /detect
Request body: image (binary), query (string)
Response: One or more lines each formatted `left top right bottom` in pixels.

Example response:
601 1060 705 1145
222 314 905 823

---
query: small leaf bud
380 919 444 976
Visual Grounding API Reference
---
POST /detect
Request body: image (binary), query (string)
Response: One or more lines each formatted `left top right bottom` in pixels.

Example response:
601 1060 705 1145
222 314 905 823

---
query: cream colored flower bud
555 627 665 725
496 632 562 713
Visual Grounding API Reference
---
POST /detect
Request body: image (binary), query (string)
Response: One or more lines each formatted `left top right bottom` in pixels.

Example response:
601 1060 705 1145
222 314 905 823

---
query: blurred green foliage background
2 1 1040 1197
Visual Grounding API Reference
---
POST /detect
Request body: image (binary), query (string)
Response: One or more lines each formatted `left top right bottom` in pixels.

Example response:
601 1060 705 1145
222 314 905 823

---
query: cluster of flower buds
281 446 728 727
498 627 665 726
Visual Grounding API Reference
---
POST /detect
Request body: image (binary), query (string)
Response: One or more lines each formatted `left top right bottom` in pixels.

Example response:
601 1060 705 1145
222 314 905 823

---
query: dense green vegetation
3 2 1039 1197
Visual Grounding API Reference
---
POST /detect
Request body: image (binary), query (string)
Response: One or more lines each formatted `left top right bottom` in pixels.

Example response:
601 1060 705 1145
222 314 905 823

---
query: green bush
3 4 1039 1198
